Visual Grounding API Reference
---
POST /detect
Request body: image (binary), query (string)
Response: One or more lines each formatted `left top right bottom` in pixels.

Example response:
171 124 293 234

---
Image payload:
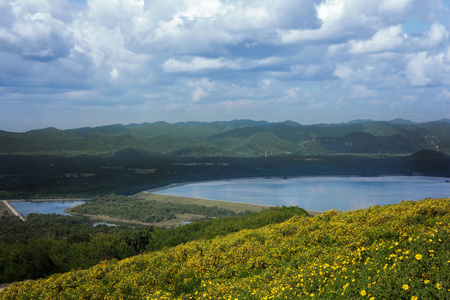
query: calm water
155 176 450 211
10 201 86 216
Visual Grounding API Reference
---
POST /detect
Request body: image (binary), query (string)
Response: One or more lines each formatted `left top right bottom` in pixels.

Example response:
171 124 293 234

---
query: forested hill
1 119 450 156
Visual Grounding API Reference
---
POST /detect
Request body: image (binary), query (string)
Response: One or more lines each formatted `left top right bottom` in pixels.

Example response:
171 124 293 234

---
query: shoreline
144 174 450 214
144 174 439 194
5 198 90 202
148 193 323 216
144 175 364 194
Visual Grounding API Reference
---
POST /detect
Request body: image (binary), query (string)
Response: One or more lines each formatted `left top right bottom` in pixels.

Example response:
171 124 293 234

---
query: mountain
0 119 449 156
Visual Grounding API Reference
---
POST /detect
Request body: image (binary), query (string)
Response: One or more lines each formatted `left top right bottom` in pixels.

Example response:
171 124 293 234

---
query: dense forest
0 206 308 284
1 119 450 156
1 151 449 199
70 195 246 223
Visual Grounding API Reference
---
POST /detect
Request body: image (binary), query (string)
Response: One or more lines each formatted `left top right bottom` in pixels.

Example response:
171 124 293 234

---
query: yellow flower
424 279 430 284
415 254 422 260
402 284 409 290
370 297 375 300
361 290 367 296
411 296 418 300
436 283 442 290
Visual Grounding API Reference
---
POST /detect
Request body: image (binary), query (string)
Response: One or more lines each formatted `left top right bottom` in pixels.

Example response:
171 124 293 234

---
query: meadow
1 197 448 299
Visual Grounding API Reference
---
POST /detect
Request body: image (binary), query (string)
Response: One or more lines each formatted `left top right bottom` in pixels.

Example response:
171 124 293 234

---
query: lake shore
5 198 90 202
146 175 450 212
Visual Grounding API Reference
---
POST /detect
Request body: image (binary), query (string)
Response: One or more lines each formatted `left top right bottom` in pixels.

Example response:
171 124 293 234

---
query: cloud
162 57 239 73
110 68 119 80
436 89 450 103
405 51 449 86
413 22 449 49
351 85 378 99
1 0 450 130
349 25 406 54
333 65 376 81
189 78 215 102
379 0 412 13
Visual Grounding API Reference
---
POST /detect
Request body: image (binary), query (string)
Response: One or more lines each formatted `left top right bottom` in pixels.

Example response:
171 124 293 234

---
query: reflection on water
156 176 450 211
10 201 86 216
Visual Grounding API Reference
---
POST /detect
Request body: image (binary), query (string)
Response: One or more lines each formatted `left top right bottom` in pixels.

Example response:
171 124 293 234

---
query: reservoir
155 176 450 211
10 201 86 217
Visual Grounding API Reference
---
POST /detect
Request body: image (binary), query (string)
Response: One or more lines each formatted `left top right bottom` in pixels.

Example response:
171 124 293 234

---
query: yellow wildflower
436 283 442 290
402 284 409 290
415 254 422 260
361 290 367 296
411 296 418 300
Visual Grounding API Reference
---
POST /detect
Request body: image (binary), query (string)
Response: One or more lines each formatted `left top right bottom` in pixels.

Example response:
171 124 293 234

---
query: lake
155 176 450 211
10 201 86 216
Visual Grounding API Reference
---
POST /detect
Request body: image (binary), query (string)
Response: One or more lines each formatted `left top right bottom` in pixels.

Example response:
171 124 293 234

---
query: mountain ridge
1 119 449 156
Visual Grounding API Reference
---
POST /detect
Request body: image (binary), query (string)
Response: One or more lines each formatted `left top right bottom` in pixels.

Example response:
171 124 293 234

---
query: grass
66 211 207 227
0 201 13 218
66 193 270 227
133 192 270 214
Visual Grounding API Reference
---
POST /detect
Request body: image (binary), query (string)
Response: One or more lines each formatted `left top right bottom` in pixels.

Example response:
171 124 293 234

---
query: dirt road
2 200 26 221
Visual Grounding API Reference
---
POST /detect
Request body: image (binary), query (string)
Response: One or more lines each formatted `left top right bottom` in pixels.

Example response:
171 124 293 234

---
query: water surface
10 201 86 216
156 176 450 211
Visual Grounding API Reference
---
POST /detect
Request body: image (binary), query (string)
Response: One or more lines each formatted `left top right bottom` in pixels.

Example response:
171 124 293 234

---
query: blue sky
1 0 450 132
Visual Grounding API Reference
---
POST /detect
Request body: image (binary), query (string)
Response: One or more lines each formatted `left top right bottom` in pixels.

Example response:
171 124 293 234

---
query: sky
1 0 450 132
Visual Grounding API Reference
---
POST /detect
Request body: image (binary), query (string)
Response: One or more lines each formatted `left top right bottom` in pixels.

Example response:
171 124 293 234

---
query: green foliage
147 206 308 250
0 206 305 284
70 194 241 223
2 198 448 299
1 120 449 156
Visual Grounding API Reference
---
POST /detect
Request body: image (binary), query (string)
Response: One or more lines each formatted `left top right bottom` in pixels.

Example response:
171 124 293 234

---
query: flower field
1 198 449 299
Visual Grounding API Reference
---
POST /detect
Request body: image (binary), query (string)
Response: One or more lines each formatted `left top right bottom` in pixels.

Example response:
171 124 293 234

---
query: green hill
1 120 450 156
2 198 449 299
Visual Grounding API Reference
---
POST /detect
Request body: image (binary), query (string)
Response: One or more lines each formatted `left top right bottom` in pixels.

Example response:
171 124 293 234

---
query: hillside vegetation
68 194 247 224
1 119 450 156
0 206 307 284
1 198 449 299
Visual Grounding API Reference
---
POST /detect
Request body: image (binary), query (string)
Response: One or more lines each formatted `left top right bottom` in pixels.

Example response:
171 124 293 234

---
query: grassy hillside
2 198 449 299
0 206 307 284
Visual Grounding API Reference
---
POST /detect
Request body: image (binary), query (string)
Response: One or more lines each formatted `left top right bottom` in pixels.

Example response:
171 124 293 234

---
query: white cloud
414 22 449 49
379 0 412 13
405 51 447 86
161 55 283 73
110 68 119 80
189 78 215 102
1 0 450 130
351 85 378 99
349 25 406 54
333 65 376 81
162 57 238 73
276 0 345 44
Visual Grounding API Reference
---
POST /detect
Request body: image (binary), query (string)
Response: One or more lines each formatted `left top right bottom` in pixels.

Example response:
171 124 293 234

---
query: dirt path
2 200 26 221
0 283 11 292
